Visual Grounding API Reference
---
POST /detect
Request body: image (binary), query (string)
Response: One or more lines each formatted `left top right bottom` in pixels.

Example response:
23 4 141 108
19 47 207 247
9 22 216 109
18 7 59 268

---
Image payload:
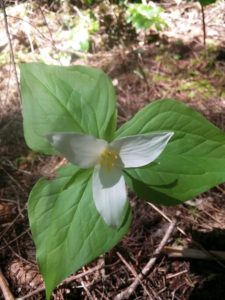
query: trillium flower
47 131 173 228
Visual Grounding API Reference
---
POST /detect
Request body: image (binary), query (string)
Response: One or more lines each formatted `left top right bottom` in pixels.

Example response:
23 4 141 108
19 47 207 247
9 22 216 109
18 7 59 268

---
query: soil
1 0 225 299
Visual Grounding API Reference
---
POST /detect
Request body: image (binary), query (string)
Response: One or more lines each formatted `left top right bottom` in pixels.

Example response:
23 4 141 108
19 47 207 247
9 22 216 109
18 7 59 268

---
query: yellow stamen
99 149 118 171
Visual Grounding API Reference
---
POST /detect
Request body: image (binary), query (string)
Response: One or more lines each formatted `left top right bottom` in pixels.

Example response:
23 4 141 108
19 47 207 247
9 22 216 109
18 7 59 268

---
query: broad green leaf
20 63 116 154
116 99 225 204
28 164 131 299
198 0 217 6
126 3 166 32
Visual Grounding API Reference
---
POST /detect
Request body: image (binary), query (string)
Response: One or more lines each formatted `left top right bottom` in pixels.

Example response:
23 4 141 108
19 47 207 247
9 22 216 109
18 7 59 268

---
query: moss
152 74 172 82
178 79 216 100
0 51 9 67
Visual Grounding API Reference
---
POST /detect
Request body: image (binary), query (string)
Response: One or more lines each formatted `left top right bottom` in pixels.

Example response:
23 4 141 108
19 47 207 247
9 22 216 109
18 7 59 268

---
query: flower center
99 149 119 171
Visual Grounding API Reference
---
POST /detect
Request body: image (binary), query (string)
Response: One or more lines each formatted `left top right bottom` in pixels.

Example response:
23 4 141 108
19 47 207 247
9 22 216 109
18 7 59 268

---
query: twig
3 237 36 267
148 203 225 269
37 4 61 64
0 269 15 300
7 15 54 43
16 262 104 300
1 167 25 192
201 209 224 228
166 269 188 280
80 280 94 300
16 286 44 300
115 221 176 300
1 0 21 102
116 252 154 300
0 206 26 240
216 185 225 196
0 229 30 251
164 246 225 261
148 203 187 236
200 3 206 47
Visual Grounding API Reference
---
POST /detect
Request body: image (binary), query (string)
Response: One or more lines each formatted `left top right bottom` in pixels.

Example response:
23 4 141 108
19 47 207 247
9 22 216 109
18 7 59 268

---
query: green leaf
20 63 116 154
126 3 166 32
198 0 217 6
117 99 225 204
28 164 131 299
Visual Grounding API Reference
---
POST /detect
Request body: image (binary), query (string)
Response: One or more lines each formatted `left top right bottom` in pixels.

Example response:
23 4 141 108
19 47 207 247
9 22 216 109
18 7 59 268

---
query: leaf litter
1 0 225 299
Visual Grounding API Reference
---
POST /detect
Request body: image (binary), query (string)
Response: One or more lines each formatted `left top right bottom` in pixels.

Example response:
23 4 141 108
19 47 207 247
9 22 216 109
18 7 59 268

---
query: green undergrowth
149 46 225 102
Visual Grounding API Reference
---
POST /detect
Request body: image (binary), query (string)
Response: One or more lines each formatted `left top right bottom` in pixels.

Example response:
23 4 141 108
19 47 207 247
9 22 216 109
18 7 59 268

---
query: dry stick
1 167 25 192
200 3 206 47
201 208 224 228
2 237 37 267
116 252 154 300
7 15 54 43
1 0 21 102
80 280 94 300
164 246 225 261
0 269 15 300
0 228 30 251
37 4 61 64
148 203 225 269
16 262 104 300
0 206 26 240
115 221 176 300
149 203 186 236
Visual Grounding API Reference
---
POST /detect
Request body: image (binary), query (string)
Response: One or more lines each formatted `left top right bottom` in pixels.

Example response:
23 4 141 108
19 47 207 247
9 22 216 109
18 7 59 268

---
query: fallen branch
115 221 176 300
0 269 15 300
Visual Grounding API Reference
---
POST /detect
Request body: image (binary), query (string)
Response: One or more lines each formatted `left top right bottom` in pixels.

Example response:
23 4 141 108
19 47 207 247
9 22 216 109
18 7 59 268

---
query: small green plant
197 0 218 46
58 9 99 53
20 63 225 299
125 1 167 32
198 0 217 5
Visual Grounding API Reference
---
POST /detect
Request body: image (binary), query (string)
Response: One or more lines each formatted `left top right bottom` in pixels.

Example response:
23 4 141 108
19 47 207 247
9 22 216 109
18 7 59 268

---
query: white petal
92 166 127 228
111 132 174 168
47 132 107 168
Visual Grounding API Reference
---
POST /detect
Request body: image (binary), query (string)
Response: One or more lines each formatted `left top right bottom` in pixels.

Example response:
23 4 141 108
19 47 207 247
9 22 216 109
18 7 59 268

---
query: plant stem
200 3 206 47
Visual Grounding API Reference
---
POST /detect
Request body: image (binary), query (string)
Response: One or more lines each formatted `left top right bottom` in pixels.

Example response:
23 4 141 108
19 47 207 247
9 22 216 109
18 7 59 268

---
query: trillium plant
21 63 225 299
47 132 173 227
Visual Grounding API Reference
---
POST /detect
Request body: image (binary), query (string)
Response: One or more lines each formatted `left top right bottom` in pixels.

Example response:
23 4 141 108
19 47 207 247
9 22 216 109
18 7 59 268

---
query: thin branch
200 4 206 47
116 252 154 300
37 4 61 64
115 221 176 300
148 203 187 236
16 262 104 300
148 202 225 269
164 246 225 261
0 269 15 300
0 206 26 240
2 167 25 192
1 0 21 102
80 280 94 300
2 238 37 267
0 228 30 251
7 15 54 42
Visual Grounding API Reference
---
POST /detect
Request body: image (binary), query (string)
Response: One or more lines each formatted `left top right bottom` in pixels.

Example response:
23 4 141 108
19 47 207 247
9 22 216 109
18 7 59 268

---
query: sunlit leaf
20 63 116 154
116 99 225 204
28 164 131 299
199 0 217 6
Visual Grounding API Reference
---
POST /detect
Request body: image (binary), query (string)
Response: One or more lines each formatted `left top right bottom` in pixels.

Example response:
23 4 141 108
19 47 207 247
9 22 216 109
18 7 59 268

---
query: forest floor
1 0 225 299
